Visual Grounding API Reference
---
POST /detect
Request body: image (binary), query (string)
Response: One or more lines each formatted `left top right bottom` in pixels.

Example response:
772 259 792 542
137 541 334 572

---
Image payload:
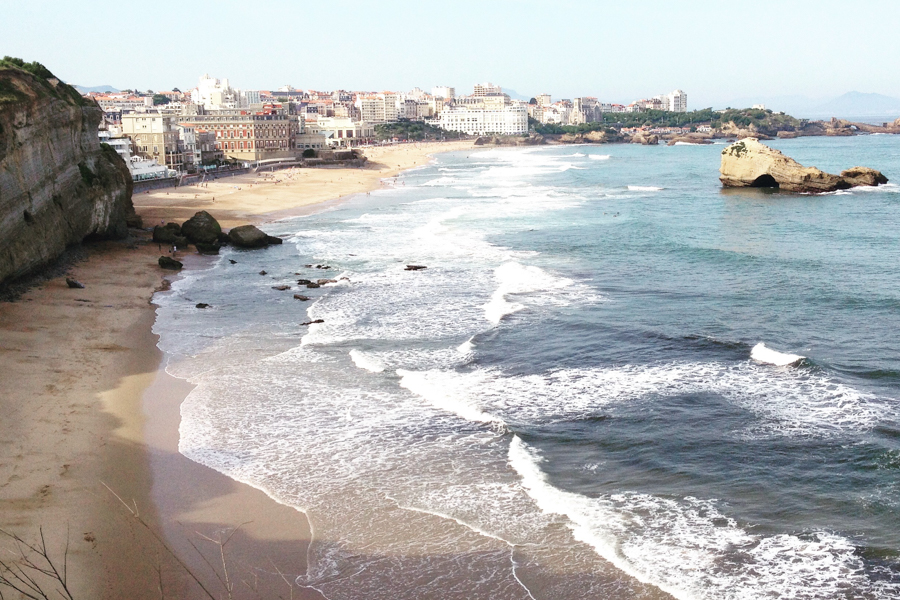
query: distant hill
72 84 119 94
502 88 530 101
810 91 900 118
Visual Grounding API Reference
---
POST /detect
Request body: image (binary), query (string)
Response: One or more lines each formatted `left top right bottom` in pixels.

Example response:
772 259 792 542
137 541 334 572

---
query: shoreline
0 140 473 598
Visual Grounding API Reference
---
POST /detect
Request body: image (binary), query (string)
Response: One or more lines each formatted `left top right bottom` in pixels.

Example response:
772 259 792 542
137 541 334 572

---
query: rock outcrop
0 62 134 284
180 210 222 244
719 138 888 193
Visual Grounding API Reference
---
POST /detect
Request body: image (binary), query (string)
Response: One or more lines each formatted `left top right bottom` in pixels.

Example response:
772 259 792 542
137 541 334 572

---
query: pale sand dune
0 141 472 598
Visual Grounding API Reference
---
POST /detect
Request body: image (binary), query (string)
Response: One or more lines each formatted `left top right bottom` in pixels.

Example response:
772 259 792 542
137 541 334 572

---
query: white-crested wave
751 342 804 366
627 185 663 192
350 349 385 372
484 262 573 325
589 154 611 160
510 436 898 600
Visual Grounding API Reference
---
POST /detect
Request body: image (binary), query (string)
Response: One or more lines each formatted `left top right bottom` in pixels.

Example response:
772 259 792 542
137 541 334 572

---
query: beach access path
0 140 474 599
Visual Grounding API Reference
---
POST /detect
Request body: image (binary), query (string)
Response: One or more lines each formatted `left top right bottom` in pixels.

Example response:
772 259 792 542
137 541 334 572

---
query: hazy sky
5 0 899 108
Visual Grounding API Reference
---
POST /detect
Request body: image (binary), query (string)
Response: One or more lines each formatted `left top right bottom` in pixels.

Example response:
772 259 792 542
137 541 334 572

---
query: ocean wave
350 349 385 372
484 262 573 325
627 185 663 192
589 154 611 161
750 342 805 366
510 436 898 600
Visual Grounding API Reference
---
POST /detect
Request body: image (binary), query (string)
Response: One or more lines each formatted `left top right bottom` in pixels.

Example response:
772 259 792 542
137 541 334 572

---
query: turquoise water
154 136 900 599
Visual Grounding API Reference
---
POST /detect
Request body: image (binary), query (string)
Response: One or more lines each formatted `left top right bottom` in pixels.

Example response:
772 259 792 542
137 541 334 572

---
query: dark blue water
155 137 900 599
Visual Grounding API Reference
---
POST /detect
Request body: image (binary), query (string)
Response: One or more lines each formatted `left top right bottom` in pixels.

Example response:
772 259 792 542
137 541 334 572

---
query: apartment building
121 113 184 172
178 105 299 161
306 117 375 147
432 85 455 99
438 103 528 136
473 82 502 97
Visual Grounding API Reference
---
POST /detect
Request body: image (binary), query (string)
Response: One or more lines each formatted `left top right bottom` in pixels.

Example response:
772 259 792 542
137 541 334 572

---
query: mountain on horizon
809 91 900 118
502 88 530 101
721 91 900 120
72 84 119 94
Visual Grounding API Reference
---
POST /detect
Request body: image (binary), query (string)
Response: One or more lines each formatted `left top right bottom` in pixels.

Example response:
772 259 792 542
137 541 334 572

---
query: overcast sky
5 0 899 108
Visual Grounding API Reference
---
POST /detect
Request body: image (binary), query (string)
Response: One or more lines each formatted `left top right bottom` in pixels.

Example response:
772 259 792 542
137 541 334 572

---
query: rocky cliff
0 62 134 284
719 138 888 193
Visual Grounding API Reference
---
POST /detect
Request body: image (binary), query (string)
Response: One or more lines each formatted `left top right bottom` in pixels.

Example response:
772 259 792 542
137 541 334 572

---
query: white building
667 89 688 113
473 82 502 97
191 74 238 109
438 103 528 136
432 85 455 99
98 130 171 181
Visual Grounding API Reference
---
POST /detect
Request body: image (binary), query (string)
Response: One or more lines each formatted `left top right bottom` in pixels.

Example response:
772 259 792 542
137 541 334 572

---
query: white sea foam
509 436 898 600
483 262 573 325
349 349 385 372
673 141 704 146
627 185 664 191
750 342 805 366
397 369 500 424
457 337 475 354
589 154 611 160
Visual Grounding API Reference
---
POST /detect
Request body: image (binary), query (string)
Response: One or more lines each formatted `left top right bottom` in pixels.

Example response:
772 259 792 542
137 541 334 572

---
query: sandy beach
0 140 473 599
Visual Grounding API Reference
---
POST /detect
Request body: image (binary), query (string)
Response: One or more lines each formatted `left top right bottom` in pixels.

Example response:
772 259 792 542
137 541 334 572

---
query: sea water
153 136 900 599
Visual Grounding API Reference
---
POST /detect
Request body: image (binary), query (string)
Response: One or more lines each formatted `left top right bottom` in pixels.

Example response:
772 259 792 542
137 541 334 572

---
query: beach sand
0 140 473 599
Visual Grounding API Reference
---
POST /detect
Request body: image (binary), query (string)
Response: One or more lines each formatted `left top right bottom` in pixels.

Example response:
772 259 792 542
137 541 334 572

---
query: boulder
719 138 888 193
195 303 209 309
840 167 889 187
228 225 269 248
317 279 337 285
272 285 291 291
630 132 659 145
293 294 310 301
265 235 284 245
181 211 222 244
65 277 85 289
158 256 183 270
195 242 221 255
405 265 427 271
152 223 183 244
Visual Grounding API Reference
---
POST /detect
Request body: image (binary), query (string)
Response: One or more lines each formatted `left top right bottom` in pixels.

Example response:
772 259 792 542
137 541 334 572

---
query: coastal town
89 74 690 182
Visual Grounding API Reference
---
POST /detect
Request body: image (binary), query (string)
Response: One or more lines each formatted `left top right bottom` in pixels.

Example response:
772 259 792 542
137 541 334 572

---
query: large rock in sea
228 224 270 248
719 138 888 193
0 62 134 285
180 210 222 244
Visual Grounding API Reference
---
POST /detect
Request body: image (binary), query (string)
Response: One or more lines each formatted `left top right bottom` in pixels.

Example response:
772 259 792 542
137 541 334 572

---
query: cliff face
0 66 133 284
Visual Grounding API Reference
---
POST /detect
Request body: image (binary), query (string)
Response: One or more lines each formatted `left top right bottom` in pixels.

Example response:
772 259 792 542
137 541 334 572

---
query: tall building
473 82 502 97
121 113 184 172
178 105 299 161
432 85 455 99
668 89 688 113
536 93 551 107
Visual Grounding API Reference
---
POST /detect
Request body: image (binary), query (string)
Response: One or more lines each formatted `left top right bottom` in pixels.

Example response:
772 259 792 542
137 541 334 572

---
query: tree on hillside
152 93 170 106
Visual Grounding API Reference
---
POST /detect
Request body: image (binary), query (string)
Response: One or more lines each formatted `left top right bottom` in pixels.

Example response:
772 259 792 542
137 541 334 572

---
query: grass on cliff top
0 56 91 108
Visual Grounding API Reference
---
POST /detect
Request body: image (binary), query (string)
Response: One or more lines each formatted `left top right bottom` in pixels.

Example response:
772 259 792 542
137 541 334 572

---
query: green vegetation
78 162 96 186
152 93 171 106
723 140 748 157
710 108 804 133
0 56 55 79
376 120 465 141
531 106 806 136
302 148 316 158
530 118 618 136
0 56 89 107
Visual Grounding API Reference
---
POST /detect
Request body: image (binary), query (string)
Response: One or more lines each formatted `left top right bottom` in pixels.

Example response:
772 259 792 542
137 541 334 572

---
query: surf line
384 496 539 600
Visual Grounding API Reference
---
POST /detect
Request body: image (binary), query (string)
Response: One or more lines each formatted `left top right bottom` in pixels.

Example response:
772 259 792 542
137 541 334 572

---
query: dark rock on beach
300 319 324 326
158 256 183 270
297 279 313 285
152 223 182 244
195 303 209 309
195 242 221 255
65 277 85 289
265 235 284 245
259 270 267 275
405 265 427 271
181 210 222 244
306 283 321 288
317 279 337 285
293 294 310 301
272 285 291 291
